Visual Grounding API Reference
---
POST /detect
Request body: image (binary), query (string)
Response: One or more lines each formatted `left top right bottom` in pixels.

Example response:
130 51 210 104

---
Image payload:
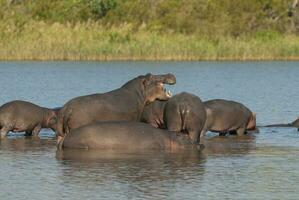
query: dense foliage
1 0 299 60
1 0 299 37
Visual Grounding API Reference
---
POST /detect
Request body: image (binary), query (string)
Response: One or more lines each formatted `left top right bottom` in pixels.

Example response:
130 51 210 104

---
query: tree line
1 0 299 37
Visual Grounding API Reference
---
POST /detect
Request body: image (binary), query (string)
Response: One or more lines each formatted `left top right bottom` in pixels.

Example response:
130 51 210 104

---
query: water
0 61 299 199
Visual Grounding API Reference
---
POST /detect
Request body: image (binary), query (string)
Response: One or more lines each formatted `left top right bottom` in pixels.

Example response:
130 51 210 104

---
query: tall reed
1 21 299 61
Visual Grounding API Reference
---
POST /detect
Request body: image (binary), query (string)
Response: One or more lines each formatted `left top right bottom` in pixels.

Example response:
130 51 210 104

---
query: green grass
1 21 299 61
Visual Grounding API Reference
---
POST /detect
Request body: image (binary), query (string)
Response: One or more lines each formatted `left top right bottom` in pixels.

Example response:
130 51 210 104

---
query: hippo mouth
160 74 175 98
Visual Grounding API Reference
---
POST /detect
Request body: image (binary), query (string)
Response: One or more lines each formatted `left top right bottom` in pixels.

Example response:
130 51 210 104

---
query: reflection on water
56 149 206 199
1 61 299 199
202 133 257 155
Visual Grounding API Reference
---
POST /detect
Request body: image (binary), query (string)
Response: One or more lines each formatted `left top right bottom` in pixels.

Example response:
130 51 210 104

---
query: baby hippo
0 100 58 138
201 99 256 137
141 92 206 144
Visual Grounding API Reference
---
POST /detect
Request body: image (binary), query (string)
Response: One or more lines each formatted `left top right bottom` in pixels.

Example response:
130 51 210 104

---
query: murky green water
0 61 299 199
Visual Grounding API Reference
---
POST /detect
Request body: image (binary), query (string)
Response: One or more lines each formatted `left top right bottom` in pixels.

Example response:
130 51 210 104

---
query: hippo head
142 73 176 104
122 73 176 105
291 117 299 127
246 112 256 130
45 110 58 131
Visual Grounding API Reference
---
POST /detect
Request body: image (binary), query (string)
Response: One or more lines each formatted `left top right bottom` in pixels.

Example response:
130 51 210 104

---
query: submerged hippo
265 117 299 131
201 99 256 137
141 92 206 144
56 73 176 137
0 100 58 138
57 122 202 151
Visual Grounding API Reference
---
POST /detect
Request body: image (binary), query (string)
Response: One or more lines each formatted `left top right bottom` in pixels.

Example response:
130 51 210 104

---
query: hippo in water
140 100 166 129
265 117 299 131
57 122 203 151
201 99 256 137
56 73 176 138
0 100 58 138
141 92 206 144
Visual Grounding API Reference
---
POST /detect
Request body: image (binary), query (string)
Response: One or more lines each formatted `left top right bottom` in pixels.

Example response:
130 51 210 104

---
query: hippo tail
56 107 71 137
56 111 65 137
179 103 190 131
57 135 65 150
62 108 73 135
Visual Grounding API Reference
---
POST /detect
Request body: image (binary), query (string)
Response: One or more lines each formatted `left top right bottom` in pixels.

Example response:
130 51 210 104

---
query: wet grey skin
58 121 203 151
265 117 299 131
201 99 256 137
0 100 58 138
141 92 207 144
56 73 176 137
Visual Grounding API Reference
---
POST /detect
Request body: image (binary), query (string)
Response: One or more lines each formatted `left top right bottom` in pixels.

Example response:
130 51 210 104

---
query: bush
90 0 117 19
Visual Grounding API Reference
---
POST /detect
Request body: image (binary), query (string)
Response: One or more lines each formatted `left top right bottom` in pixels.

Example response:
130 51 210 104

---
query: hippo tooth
167 90 172 97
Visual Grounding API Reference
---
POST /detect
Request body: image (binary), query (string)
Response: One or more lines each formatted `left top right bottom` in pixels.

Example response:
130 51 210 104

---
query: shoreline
1 56 299 61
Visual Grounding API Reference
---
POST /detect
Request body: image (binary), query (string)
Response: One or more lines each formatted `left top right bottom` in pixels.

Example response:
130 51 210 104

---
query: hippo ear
145 73 153 82
145 73 152 78
142 73 153 86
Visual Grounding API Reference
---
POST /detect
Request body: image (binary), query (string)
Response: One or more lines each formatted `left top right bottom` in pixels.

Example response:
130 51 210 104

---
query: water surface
0 61 299 199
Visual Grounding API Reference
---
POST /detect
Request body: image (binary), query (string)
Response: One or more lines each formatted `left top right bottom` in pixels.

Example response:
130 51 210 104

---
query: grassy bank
1 21 299 61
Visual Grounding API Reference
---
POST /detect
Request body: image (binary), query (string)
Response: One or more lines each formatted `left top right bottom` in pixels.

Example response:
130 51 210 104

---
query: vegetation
1 0 299 60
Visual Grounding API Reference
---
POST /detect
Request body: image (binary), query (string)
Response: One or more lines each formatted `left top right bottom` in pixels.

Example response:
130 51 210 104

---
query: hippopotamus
56 73 176 138
265 117 299 131
140 100 166 129
57 122 202 151
201 99 256 137
0 100 59 138
141 92 206 144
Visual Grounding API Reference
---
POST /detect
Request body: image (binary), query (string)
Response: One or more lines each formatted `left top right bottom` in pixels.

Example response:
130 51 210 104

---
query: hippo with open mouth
56 73 176 138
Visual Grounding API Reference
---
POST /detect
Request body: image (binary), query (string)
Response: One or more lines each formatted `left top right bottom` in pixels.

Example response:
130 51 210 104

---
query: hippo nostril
164 74 176 85
155 74 176 85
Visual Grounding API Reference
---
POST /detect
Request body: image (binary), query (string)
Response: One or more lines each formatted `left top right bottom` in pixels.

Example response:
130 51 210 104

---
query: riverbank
1 21 299 61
